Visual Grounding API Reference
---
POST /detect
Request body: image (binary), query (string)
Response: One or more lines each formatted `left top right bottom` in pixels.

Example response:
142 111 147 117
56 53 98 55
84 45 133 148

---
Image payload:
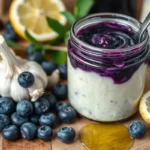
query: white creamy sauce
68 59 147 121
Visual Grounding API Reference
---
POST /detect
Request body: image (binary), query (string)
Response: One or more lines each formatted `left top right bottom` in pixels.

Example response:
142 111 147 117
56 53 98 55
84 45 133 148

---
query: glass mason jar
68 13 149 122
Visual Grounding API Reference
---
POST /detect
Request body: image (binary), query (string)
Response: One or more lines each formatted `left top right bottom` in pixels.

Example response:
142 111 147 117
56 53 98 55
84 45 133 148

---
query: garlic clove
47 69 60 89
30 89 44 102
10 75 30 102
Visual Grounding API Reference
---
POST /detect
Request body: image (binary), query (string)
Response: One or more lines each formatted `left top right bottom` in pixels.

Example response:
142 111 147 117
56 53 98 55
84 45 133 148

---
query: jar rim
71 13 149 53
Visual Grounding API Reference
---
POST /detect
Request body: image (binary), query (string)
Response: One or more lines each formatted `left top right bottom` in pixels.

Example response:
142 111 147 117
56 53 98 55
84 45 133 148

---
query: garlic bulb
0 36 48 102
47 69 60 89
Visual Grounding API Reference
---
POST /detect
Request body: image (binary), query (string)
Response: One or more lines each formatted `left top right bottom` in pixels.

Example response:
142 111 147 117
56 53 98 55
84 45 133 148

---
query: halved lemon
9 0 66 42
139 91 150 124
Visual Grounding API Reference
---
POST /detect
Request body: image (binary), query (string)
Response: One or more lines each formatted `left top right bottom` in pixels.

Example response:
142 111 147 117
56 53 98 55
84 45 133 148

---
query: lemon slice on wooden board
9 0 66 42
139 91 150 124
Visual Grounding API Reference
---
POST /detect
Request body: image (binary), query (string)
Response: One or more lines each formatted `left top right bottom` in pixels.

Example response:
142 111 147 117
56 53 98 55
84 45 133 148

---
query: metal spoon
136 12 150 43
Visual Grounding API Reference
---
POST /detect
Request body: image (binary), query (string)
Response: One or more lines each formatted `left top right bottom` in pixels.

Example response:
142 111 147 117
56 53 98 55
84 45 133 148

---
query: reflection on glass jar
68 13 149 121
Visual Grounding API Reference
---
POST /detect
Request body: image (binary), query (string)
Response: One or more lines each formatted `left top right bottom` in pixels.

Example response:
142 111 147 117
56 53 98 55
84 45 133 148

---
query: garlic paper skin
47 69 60 89
0 36 48 102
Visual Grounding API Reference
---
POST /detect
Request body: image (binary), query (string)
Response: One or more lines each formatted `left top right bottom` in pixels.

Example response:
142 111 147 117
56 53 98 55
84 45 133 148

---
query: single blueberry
56 102 69 112
3 30 18 41
42 94 57 110
58 106 76 124
0 114 11 131
18 72 35 88
26 44 41 56
33 97 50 115
5 21 14 32
11 112 29 127
128 120 146 138
57 126 76 143
52 83 67 100
27 51 43 64
39 113 56 128
16 100 33 117
58 64 67 79
41 61 57 76
38 125 53 141
2 125 19 141
21 122 37 140
0 20 4 30
30 113 40 125
0 97 15 115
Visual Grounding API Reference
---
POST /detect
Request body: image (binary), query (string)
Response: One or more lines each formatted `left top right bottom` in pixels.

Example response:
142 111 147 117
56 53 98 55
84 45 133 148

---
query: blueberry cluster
26 44 68 78
0 85 76 143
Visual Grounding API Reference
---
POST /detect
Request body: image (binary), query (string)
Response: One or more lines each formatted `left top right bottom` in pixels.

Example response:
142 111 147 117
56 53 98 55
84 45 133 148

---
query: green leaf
61 11 76 25
24 30 40 46
46 17 69 37
74 0 94 19
64 31 70 45
51 51 67 65
49 36 64 45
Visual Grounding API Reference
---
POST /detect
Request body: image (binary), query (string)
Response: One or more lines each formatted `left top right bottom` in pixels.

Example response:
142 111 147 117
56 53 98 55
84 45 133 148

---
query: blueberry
52 83 67 100
128 120 146 138
42 94 57 110
39 113 56 128
0 20 4 30
57 126 75 143
41 61 57 76
33 97 50 115
18 72 35 88
11 112 29 127
56 102 69 112
2 125 19 141
5 21 14 32
26 44 41 56
16 100 33 117
21 122 37 140
3 30 18 41
58 64 67 79
58 106 76 124
30 113 40 125
0 114 11 131
27 51 43 64
0 97 15 115
37 125 53 141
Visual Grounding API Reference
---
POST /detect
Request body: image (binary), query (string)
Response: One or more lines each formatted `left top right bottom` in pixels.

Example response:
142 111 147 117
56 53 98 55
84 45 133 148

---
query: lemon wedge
139 91 150 124
9 0 66 42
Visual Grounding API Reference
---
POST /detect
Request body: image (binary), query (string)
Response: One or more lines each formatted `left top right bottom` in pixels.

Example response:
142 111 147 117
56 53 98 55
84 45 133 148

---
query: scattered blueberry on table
16 100 33 117
33 97 50 115
2 125 19 141
0 97 15 115
11 112 29 127
58 106 77 124
21 122 37 140
41 61 57 76
52 83 68 100
42 94 57 110
39 113 57 128
58 64 67 79
128 120 146 138
18 72 35 88
38 125 53 141
0 114 11 132
57 126 76 143
56 102 69 112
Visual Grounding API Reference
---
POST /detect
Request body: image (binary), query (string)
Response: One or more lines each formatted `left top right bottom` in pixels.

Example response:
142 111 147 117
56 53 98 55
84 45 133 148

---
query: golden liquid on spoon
79 123 134 150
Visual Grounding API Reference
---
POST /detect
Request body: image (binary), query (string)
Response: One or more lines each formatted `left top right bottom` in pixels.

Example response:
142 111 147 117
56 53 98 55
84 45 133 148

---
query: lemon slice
9 0 66 42
139 91 150 124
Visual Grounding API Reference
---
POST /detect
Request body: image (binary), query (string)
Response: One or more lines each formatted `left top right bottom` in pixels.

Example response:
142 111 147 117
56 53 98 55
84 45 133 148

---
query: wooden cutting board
0 64 150 150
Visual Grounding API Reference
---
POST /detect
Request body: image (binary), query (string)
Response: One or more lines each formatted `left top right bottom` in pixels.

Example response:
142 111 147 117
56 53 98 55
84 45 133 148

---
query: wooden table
0 60 149 150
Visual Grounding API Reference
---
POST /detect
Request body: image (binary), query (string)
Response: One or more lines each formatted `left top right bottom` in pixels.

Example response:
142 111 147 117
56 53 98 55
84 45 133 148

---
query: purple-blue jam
77 22 136 49
68 22 149 84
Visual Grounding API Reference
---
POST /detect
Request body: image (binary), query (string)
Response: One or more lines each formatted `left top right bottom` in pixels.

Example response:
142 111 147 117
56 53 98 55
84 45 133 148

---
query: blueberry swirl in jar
68 13 149 121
